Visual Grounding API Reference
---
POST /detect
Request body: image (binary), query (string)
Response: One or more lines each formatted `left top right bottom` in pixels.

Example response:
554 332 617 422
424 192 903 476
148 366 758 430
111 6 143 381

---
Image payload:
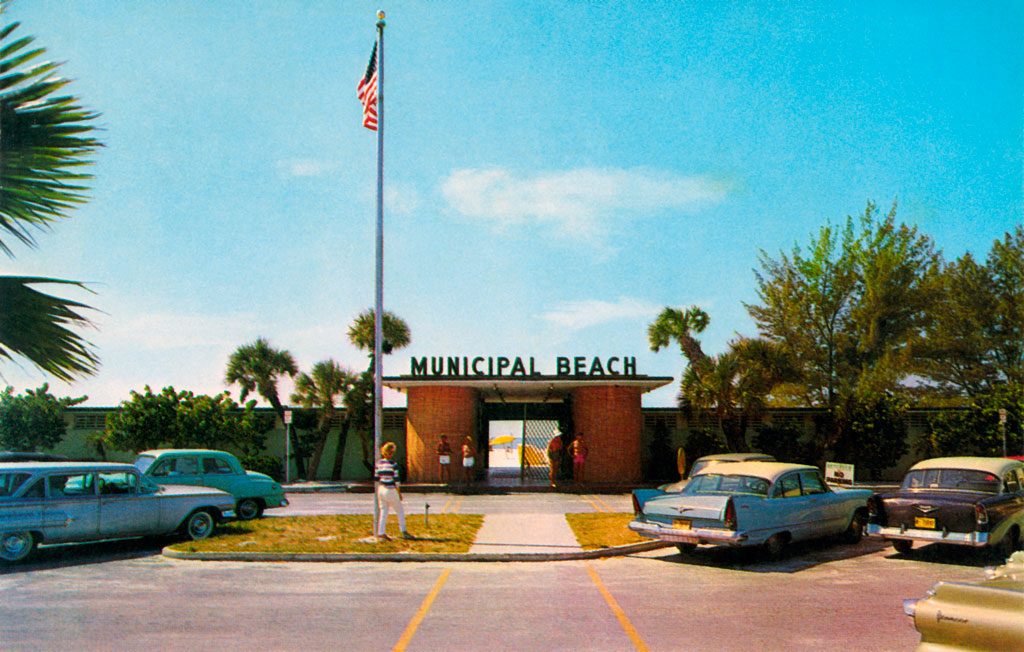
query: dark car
867 456 1024 558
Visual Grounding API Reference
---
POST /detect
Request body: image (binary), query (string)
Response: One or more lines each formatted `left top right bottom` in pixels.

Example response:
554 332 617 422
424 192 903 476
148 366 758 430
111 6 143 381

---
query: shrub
241 454 284 482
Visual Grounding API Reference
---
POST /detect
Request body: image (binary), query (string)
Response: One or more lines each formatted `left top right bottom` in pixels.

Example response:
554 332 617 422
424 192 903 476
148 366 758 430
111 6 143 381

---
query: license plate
914 517 936 529
674 518 691 530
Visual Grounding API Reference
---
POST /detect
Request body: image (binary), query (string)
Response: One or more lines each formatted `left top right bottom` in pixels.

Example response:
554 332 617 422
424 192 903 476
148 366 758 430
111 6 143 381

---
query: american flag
357 42 378 130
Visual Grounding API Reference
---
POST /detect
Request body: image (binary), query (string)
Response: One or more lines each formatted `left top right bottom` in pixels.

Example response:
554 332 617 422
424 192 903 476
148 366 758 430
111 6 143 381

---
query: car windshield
133 454 157 474
681 473 770 497
901 468 1000 493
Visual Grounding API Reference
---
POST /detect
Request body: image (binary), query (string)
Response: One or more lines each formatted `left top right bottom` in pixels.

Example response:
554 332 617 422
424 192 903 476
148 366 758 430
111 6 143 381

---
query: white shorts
439 455 450 465
463 457 474 468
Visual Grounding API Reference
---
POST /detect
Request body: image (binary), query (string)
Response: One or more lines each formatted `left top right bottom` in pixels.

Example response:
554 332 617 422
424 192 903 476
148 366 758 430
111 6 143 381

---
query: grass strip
166 514 483 555
565 513 646 550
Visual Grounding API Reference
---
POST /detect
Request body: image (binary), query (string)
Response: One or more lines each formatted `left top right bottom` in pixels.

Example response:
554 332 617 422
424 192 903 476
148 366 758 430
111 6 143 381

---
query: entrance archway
386 375 672 485
483 400 571 486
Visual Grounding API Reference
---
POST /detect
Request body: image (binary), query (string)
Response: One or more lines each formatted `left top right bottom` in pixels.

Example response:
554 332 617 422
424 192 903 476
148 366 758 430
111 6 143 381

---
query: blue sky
2 0 1022 408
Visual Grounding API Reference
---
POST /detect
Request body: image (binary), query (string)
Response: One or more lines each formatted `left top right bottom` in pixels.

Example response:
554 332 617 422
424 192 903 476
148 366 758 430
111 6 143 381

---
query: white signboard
825 462 855 487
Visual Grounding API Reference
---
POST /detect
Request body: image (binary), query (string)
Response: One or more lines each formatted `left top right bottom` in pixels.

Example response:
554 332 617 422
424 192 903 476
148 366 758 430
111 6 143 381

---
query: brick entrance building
384 375 672 484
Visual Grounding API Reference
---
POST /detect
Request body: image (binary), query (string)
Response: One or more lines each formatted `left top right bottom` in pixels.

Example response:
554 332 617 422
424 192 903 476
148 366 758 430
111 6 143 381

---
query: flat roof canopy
383 375 674 403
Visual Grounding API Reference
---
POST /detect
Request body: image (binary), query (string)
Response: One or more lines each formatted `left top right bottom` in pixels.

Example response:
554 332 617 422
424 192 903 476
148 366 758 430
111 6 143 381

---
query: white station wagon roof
692 461 817 482
909 457 1023 476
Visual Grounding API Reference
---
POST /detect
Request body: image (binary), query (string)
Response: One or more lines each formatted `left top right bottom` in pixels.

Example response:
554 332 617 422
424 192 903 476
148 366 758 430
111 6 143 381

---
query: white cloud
277 158 334 178
441 167 731 239
539 297 660 331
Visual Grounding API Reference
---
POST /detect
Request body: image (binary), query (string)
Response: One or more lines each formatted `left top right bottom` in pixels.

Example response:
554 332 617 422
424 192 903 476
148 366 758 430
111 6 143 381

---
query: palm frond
0 17 102 256
0 275 98 381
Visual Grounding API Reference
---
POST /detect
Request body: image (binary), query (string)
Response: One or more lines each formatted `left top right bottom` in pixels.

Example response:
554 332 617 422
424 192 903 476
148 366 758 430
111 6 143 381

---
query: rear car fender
632 489 665 515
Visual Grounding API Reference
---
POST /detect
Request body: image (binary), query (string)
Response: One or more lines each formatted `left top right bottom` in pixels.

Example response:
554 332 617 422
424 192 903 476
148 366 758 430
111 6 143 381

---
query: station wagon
1 461 235 563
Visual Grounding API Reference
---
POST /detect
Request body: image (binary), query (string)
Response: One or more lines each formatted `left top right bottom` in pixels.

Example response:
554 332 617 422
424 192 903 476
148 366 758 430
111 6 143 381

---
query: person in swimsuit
571 433 588 487
437 434 452 485
461 436 475 485
546 433 563 487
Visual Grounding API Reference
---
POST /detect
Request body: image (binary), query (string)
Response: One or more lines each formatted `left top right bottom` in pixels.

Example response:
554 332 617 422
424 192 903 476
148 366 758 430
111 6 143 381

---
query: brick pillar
405 386 479 482
570 386 643 484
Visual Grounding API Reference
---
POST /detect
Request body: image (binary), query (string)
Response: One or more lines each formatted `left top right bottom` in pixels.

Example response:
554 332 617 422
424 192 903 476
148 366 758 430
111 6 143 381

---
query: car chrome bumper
628 519 747 546
866 524 989 547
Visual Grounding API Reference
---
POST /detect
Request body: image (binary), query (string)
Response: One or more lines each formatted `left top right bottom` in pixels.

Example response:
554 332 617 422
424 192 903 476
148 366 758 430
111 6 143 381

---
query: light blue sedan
630 461 872 557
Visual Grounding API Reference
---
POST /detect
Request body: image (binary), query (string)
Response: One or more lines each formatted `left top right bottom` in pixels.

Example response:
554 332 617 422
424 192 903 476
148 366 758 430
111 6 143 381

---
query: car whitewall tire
236 498 263 520
184 511 215 541
1 531 36 562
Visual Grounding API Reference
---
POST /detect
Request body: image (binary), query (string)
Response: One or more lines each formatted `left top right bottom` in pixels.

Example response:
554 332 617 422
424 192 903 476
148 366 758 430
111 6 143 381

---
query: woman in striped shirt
375 442 408 540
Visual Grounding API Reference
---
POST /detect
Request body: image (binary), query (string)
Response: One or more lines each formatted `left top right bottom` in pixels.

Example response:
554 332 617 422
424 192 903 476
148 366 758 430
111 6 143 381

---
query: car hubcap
190 515 212 538
3 534 28 558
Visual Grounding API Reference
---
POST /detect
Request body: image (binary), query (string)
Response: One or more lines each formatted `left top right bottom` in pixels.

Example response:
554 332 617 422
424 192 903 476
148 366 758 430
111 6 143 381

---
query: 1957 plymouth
1 461 236 563
630 461 872 557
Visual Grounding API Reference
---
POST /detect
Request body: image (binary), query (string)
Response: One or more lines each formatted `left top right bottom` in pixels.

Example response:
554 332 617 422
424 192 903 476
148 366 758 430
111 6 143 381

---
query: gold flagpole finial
377 10 386 25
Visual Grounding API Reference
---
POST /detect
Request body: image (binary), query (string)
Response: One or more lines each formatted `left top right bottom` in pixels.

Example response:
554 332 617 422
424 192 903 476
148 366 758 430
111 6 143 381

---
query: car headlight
902 598 918 619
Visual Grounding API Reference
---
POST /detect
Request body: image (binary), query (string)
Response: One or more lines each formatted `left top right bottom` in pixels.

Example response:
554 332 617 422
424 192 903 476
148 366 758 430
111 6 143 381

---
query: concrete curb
161 540 672 563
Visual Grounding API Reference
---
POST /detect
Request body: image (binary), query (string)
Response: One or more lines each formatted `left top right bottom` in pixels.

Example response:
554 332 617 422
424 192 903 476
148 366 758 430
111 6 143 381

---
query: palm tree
290 359 356 480
347 309 412 357
346 309 411 473
649 306 799 452
647 306 711 365
680 337 799 452
224 338 301 473
0 10 102 381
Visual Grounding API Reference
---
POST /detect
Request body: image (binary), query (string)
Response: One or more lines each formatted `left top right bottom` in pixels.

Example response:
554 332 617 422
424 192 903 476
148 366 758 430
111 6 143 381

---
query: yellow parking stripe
587 564 651 652
392 568 451 652
440 496 455 513
449 497 463 513
582 494 605 512
594 496 615 512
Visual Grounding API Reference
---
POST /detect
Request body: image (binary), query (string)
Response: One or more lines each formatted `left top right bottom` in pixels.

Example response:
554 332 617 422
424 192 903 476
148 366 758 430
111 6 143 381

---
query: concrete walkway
469 513 583 555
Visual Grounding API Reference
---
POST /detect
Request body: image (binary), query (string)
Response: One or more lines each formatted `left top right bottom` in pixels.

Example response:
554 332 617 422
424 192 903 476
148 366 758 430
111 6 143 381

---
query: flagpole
372 10 385 536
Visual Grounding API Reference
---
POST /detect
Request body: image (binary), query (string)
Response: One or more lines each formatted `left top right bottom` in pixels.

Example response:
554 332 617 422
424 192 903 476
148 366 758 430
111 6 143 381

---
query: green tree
832 391 909 479
918 383 1023 458
681 427 727 473
914 253 1000 398
0 383 84 451
346 309 411 474
679 337 799 452
986 226 1023 387
104 386 262 454
647 306 710 365
0 7 102 380
747 201 939 460
649 306 798 452
225 338 301 473
753 421 814 466
290 360 356 481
